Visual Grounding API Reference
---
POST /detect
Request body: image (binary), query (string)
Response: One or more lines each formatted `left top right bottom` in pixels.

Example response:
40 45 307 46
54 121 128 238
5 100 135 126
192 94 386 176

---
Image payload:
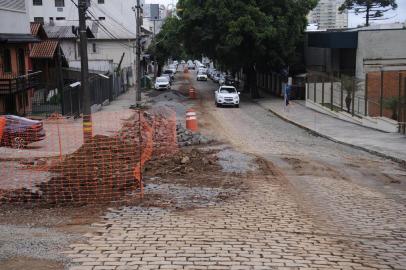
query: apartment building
308 0 348 30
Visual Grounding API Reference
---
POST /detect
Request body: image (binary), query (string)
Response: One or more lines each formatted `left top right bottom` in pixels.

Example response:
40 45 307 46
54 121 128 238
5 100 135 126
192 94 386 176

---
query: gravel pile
0 224 79 263
176 124 212 147
216 148 258 174
150 91 188 119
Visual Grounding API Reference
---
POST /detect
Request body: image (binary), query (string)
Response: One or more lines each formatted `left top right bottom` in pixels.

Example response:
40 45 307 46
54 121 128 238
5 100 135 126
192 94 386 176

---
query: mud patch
0 257 63 270
283 157 348 180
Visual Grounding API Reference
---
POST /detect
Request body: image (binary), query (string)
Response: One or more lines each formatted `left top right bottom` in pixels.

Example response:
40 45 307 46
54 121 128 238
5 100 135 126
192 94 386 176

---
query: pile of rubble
176 124 212 147
119 109 178 158
145 148 220 179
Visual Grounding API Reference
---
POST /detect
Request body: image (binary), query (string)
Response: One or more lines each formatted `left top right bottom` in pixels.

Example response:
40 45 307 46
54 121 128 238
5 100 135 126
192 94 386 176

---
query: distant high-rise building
308 0 348 30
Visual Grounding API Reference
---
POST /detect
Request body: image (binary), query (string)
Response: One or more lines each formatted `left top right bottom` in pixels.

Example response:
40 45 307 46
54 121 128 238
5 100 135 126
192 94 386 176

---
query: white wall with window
0 0 31 34
28 0 144 26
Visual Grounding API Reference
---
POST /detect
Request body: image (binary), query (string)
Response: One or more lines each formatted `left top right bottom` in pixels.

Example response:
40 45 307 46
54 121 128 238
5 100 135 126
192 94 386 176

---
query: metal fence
306 71 406 134
29 67 133 117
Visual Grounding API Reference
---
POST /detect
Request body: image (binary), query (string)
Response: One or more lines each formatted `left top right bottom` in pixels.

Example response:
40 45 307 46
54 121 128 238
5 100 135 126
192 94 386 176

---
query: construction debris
176 124 212 147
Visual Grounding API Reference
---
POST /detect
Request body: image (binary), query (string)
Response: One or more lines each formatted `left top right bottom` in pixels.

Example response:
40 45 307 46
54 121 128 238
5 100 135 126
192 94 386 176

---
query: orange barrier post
186 108 198 132
184 67 189 73
189 87 197 99
133 111 153 199
0 116 5 143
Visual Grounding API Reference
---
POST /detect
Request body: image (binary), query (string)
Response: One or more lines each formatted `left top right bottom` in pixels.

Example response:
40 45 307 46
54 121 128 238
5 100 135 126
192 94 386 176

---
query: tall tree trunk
243 66 249 93
247 65 260 99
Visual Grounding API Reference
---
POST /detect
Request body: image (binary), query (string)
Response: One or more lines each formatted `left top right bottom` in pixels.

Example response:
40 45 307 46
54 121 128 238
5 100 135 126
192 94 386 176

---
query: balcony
0 71 43 95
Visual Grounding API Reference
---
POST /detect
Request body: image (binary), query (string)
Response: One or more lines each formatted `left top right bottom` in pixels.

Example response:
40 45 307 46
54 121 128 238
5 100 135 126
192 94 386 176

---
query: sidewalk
0 89 137 160
255 97 406 165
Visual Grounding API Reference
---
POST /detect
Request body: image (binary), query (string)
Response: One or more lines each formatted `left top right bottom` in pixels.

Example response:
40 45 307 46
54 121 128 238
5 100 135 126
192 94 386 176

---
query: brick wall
367 70 406 119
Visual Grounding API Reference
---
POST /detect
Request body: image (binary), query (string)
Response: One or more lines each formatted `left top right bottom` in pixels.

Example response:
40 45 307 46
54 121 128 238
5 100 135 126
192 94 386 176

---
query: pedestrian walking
284 77 293 111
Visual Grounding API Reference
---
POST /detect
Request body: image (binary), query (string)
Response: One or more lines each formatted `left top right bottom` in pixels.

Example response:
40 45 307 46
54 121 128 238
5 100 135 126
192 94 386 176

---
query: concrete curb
255 101 406 167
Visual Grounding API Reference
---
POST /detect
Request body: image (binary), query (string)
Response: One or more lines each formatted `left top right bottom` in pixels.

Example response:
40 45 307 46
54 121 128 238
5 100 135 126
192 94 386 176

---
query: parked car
0 115 46 148
168 64 177 74
197 73 208 81
162 69 175 81
154 76 171 90
180 60 186 64
198 67 208 75
214 86 240 108
161 74 172 85
208 68 217 79
224 76 240 88
218 74 226 85
213 73 221 82
187 62 195 70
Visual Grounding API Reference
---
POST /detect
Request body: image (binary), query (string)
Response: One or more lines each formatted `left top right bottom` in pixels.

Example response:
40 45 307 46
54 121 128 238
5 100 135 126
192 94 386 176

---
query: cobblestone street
66 73 406 270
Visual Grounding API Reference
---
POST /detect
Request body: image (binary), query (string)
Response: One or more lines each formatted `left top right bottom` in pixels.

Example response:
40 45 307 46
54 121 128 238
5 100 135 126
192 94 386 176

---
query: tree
177 0 318 98
148 17 187 74
339 0 398 26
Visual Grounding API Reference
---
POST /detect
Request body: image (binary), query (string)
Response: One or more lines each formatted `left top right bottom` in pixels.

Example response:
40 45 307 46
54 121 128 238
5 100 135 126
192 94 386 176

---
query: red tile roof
30 40 59 59
30 22 41 36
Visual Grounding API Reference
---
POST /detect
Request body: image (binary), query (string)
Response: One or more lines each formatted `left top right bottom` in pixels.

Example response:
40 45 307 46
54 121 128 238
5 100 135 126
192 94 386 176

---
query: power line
89 0 137 37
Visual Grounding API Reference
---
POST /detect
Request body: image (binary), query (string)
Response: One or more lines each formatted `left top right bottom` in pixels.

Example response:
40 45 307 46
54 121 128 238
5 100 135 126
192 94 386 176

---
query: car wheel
11 137 26 149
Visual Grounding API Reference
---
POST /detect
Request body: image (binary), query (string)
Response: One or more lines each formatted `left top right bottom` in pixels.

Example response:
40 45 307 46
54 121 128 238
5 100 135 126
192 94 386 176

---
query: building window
34 17 44 24
55 0 64 7
92 43 97 53
98 0 105 4
3 49 12 73
56 17 65 20
33 0 42 6
98 17 105 20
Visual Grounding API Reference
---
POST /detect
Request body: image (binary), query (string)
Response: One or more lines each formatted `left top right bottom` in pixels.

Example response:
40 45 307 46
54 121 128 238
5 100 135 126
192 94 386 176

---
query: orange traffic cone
186 108 198 132
189 87 197 99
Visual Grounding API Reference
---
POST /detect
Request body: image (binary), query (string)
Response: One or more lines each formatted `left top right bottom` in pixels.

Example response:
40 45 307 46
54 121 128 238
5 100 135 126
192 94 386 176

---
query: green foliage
177 0 318 72
383 96 402 120
341 75 355 95
339 0 398 26
49 93 61 105
148 17 188 65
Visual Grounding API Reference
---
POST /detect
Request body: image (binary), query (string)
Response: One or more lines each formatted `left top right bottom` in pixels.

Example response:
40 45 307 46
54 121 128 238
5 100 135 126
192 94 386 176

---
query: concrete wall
87 40 135 68
356 29 406 79
60 40 77 62
0 0 30 34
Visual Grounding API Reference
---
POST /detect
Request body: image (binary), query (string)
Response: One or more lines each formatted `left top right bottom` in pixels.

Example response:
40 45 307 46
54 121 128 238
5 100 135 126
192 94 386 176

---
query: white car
168 64 177 74
215 86 240 108
154 77 171 90
197 73 208 81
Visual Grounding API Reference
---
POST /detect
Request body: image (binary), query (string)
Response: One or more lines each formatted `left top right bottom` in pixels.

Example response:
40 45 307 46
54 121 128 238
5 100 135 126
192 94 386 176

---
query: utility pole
78 0 92 142
56 45 65 115
134 0 142 107
153 20 157 78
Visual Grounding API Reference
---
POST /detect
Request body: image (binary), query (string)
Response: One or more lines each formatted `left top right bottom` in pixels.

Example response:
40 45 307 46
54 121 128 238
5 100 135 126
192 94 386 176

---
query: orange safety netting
0 108 178 206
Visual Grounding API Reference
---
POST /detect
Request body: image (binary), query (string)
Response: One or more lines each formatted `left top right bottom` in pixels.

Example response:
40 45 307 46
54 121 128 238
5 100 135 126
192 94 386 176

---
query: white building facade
308 0 348 30
27 0 144 70
0 0 31 34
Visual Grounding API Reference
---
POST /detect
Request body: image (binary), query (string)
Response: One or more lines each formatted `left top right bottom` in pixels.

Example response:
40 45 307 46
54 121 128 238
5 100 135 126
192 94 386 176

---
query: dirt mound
1 135 141 205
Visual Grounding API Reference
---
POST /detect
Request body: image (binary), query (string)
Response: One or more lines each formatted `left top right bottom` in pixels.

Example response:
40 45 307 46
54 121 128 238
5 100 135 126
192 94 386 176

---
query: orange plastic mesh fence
0 108 178 206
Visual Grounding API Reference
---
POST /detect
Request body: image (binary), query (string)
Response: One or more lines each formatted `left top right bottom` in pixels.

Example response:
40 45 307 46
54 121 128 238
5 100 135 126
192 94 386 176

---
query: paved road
67 71 406 270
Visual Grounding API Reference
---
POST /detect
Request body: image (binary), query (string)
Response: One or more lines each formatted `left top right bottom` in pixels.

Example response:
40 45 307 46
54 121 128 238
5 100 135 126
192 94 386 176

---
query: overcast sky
146 0 406 27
